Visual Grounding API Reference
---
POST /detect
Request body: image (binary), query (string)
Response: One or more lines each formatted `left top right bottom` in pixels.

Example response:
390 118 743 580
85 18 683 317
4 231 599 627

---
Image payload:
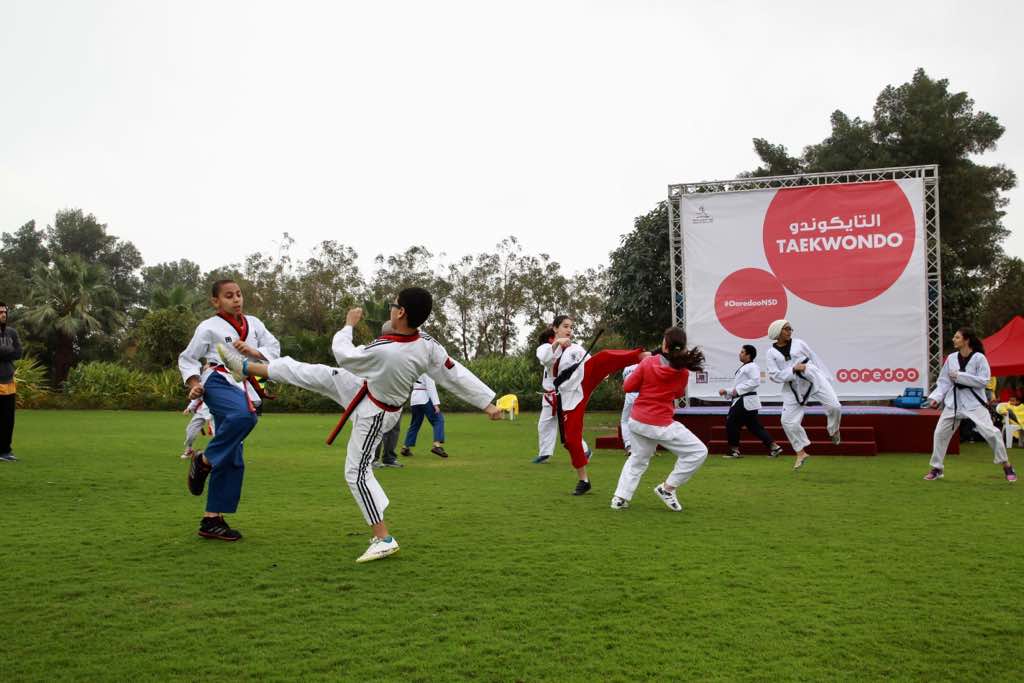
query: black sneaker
381 459 404 468
769 443 783 458
430 446 449 458
0 452 17 462
188 450 212 496
572 480 592 496
198 516 242 541
401 447 413 457
723 449 742 459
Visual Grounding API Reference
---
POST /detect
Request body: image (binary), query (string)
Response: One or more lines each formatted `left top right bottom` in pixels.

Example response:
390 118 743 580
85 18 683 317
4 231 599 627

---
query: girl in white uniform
765 319 842 470
620 364 639 455
924 326 1017 482
219 287 503 562
532 327 559 464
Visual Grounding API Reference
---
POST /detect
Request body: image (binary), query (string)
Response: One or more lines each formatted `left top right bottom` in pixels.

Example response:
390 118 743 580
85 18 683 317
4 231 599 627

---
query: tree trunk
53 333 75 387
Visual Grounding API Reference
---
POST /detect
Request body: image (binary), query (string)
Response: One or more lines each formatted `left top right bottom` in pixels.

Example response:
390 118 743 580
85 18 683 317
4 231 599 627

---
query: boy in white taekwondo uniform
179 280 280 541
924 326 1017 482
765 319 842 470
401 373 448 457
619 363 639 456
719 345 783 459
532 326 559 463
219 287 503 562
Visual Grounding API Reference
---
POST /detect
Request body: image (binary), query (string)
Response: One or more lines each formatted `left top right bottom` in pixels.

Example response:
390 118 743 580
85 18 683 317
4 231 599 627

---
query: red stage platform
595 406 956 455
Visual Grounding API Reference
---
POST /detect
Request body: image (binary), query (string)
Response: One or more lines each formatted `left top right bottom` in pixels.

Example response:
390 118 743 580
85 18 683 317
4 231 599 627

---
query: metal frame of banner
667 164 942 392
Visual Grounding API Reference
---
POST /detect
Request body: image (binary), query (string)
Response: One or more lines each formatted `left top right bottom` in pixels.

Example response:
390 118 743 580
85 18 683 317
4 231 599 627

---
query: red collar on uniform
217 312 249 341
375 332 420 343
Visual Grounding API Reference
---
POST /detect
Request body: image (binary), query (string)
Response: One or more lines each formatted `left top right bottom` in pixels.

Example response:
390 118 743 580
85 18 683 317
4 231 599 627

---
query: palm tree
22 254 125 385
151 285 206 315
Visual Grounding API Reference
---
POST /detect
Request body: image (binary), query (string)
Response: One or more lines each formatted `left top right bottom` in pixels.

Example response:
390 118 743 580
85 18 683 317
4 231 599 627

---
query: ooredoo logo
762 181 915 307
713 268 788 339
835 367 920 383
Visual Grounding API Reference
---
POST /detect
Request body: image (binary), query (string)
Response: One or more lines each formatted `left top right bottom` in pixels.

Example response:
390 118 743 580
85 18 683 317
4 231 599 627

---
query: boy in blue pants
401 374 448 458
178 280 280 541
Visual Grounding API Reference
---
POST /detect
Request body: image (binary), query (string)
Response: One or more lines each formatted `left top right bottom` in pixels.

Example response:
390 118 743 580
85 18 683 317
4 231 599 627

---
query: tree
977 256 1024 336
0 220 49 305
22 255 124 384
141 260 203 302
605 202 672 348
744 69 1016 338
368 246 454 349
45 209 144 310
136 308 199 370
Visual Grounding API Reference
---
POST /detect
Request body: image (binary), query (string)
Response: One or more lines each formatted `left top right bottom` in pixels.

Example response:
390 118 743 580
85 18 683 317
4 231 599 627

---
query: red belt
326 381 401 445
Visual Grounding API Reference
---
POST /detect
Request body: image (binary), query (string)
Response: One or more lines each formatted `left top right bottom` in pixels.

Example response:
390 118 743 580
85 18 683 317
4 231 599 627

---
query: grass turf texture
2 410 1022 682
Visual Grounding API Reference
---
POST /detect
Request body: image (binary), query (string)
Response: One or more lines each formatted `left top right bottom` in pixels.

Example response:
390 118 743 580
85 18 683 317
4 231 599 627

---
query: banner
681 179 927 400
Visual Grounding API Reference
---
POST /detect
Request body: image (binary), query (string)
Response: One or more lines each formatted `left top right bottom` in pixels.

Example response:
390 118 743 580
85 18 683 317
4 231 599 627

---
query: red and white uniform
178 313 280 405
613 354 708 502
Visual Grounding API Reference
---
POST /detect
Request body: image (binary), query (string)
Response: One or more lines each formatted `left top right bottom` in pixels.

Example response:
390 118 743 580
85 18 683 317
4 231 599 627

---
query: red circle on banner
762 181 916 307
714 268 788 339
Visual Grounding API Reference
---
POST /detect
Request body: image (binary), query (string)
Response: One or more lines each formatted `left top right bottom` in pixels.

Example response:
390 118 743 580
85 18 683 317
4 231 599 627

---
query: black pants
0 393 15 454
726 400 774 449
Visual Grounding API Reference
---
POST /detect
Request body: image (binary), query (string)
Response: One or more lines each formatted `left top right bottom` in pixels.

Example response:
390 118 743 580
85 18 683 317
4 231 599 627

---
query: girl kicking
611 327 707 511
765 319 842 470
178 279 280 541
924 326 1016 482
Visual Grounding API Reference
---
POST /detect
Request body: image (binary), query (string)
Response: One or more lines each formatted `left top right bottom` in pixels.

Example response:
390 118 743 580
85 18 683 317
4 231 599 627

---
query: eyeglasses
390 303 402 309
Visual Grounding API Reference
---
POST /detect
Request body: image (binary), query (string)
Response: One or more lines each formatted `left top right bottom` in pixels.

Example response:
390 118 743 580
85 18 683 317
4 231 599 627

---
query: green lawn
1 410 1021 682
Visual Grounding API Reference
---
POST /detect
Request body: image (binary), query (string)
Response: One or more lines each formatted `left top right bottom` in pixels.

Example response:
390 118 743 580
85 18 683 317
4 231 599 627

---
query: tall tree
743 69 1016 337
0 220 49 304
605 201 672 348
45 209 144 310
22 255 124 384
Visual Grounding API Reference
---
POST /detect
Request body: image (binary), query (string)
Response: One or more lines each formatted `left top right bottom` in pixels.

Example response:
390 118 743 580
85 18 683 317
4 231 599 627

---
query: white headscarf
767 319 789 341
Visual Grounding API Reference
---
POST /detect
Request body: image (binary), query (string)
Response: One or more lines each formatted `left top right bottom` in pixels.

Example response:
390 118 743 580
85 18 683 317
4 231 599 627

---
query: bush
64 362 153 410
13 356 54 408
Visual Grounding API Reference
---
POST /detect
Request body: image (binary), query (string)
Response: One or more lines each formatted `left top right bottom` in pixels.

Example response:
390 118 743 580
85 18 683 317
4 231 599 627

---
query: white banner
681 179 927 400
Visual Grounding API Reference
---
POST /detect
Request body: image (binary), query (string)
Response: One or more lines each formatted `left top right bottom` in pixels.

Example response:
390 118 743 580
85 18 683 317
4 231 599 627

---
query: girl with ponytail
610 327 709 512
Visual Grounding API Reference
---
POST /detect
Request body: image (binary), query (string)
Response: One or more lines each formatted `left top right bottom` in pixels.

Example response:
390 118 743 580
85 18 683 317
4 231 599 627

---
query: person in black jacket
0 302 23 462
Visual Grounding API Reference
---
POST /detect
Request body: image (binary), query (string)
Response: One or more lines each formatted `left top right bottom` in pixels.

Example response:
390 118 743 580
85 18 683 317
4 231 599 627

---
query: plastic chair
496 394 519 420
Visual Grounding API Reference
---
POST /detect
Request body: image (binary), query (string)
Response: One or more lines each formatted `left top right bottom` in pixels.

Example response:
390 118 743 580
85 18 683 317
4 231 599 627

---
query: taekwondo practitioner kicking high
765 319 842 470
611 327 708 511
718 345 783 459
546 315 646 495
924 326 1017 482
532 326 559 464
218 287 503 563
179 279 280 541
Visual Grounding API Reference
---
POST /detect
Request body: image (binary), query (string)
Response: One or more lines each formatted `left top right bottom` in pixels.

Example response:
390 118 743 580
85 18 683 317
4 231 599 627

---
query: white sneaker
653 484 682 512
355 535 400 563
216 343 246 382
610 496 630 510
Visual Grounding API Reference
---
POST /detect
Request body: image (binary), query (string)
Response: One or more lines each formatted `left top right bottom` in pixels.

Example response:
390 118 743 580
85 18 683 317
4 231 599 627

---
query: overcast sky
2 0 1021 281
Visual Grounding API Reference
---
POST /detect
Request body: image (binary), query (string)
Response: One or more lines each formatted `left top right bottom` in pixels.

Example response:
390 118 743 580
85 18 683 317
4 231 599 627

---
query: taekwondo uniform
321 327 495 527
765 338 841 452
179 313 280 513
183 398 215 452
724 361 775 452
404 374 445 448
535 342 561 460
928 351 1008 469
620 364 639 452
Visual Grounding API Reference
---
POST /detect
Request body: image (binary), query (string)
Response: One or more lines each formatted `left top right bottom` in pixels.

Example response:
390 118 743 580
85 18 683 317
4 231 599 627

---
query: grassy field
1 409 1022 682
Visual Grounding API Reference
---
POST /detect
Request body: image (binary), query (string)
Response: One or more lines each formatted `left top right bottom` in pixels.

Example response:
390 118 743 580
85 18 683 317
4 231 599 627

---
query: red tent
982 315 1024 376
